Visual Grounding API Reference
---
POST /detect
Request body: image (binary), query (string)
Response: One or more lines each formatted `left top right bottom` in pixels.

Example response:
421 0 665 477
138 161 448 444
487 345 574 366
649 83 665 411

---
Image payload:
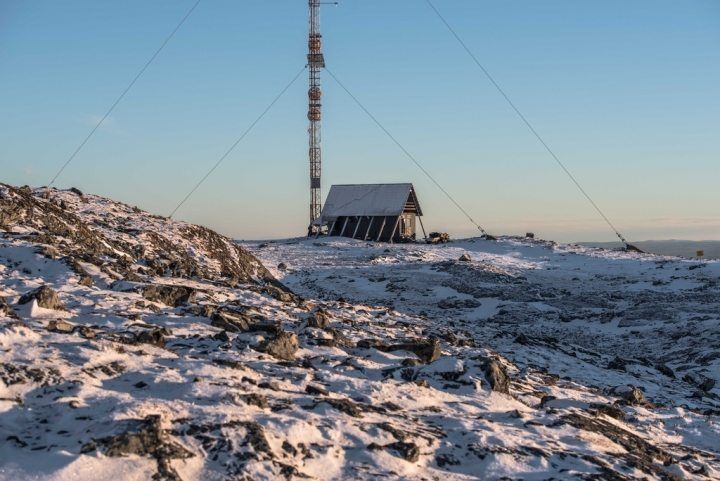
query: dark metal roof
313 183 422 224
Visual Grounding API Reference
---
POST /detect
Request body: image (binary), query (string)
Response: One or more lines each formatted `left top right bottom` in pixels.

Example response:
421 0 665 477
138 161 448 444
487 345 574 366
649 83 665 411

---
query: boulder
263 285 294 303
655 364 675 379
18 285 67 311
357 339 390 350
699 378 716 392
607 356 627 371
308 309 331 329
616 385 647 406
387 339 441 364
78 326 95 339
589 403 625 420
329 328 355 348
136 328 167 348
386 442 420 463
402 358 423 367
458 253 471 262
247 320 282 335
357 338 441 364
258 331 298 361
243 393 269 409
212 330 230 342
211 310 251 332
142 285 196 307
513 333 529 345
47 319 74 333
305 384 329 396
482 359 510 394
0 296 19 319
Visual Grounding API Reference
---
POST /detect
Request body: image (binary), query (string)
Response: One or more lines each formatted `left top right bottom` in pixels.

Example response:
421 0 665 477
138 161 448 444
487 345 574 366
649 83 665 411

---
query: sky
1 0 718 242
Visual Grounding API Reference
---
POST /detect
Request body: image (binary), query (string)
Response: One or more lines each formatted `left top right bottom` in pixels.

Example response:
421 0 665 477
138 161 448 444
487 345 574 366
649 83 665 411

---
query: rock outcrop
18 285 67 311
0 183 288 292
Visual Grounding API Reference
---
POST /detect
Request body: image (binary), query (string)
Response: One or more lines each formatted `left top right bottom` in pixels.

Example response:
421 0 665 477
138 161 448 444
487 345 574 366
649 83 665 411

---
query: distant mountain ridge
578 239 720 259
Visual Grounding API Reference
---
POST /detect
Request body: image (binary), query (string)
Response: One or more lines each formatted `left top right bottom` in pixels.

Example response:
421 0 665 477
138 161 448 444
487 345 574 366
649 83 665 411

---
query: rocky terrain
1 183 719 480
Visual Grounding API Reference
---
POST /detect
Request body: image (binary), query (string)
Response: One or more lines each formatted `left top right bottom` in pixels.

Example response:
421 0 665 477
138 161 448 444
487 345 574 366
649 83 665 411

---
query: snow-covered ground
1 184 719 480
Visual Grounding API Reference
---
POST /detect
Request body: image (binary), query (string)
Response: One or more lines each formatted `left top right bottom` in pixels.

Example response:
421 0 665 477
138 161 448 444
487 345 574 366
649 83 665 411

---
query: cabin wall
327 215 416 242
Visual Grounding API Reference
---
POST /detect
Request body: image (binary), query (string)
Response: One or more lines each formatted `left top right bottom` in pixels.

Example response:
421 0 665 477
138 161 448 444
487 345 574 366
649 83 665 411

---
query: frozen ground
1 184 719 480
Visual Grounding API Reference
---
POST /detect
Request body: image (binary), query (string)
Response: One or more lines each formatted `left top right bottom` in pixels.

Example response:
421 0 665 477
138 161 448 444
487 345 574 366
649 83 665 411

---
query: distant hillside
578 240 720 259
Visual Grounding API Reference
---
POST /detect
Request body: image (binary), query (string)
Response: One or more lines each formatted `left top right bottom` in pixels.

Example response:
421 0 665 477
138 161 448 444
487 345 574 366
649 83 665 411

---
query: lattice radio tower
307 1 334 230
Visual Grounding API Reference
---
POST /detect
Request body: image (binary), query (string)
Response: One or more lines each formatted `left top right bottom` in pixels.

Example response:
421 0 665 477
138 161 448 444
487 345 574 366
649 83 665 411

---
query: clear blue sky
1 0 718 241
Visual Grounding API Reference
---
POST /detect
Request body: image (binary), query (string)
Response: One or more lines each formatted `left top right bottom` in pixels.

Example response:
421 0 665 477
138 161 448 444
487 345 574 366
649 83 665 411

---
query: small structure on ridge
312 183 425 242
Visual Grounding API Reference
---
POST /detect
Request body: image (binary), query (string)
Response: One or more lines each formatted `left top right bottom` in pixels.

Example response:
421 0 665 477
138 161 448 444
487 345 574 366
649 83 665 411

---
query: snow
1 187 719 480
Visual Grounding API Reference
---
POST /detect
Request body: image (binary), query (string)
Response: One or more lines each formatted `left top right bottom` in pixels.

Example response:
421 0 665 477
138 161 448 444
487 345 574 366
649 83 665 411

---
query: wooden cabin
312 183 424 242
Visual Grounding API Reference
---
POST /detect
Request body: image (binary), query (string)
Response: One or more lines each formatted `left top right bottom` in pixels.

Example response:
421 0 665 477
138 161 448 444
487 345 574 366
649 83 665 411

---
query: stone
402 358 423 367
699 378 716 392
655 364 675 379
18 285 67 311
258 381 281 391
81 415 193 480
263 285 294 303
212 330 230 342
608 356 627 371
482 359 510 394
247 321 282 335
556 414 673 467
458 253 471 262
329 328 354 348
212 359 246 370
136 328 167 348
358 338 441 364
259 331 299 361
616 385 647 406
277 263 288 271
320 398 364 418
387 339 441 364
0 296 19 320
142 285 196 307
357 339 390 350
78 275 93 287
513 333 529 345
386 442 420 463
243 393 269 409
307 310 331 329
211 310 251 332
305 384 329 396
589 403 625 420
376 422 408 441
47 319 74 333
